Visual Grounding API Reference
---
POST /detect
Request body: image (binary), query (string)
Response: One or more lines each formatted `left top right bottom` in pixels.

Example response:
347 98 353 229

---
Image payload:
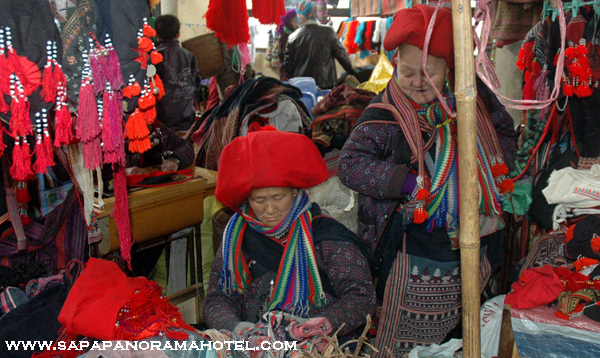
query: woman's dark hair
155 14 180 40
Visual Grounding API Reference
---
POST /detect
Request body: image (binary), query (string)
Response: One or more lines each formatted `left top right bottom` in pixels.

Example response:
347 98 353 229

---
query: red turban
383 4 455 69
215 130 328 208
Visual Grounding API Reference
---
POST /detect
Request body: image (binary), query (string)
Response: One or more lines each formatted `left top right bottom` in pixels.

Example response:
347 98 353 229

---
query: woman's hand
160 157 180 172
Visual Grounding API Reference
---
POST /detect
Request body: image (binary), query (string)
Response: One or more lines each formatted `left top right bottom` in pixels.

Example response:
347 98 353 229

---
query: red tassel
498 177 515 194
575 82 593 97
10 139 33 182
413 206 428 224
0 55 11 94
205 0 250 46
492 162 509 177
16 181 31 203
40 63 55 102
53 104 73 147
152 75 165 99
43 131 55 166
416 187 430 201
142 105 156 125
592 234 600 254
574 257 599 272
138 37 154 52
564 80 574 97
143 24 156 38
9 97 32 138
125 109 150 141
33 135 49 174
150 50 163 65
53 65 67 90
138 92 156 110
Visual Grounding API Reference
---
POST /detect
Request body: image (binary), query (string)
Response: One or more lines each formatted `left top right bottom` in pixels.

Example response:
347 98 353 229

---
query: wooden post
450 1 481 357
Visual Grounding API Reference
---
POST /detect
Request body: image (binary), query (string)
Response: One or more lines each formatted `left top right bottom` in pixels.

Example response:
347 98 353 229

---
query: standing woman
277 9 298 81
337 5 517 356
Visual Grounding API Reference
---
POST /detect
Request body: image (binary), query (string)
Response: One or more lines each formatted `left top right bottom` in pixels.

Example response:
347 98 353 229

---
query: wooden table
93 167 217 285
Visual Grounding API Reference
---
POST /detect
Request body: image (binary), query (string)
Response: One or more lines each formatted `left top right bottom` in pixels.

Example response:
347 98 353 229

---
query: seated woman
204 129 376 340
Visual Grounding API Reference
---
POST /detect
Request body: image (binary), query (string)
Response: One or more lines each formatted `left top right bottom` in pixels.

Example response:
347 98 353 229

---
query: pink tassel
89 53 106 94
101 91 116 160
76 82 100 142
107 48 124 89
82 137 102 169
53 103 73 147
10 138 33 181
40 63 55 102
112 164 134 270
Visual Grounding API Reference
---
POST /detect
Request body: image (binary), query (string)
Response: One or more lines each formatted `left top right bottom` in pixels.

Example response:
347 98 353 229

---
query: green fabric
502 177 533 216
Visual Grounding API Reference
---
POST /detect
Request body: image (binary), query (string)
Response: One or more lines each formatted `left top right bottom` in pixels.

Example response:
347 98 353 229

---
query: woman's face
248 187 298 228
394 44 449 104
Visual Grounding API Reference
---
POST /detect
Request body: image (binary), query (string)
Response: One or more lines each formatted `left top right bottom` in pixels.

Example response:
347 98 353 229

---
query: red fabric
215 130 328 208
383 4 454 68
252 0 286 25
58 258 147 340
205 0 250 46
504 265 565 309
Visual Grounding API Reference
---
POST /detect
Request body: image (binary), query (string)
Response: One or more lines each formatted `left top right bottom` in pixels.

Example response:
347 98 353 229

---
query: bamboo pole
450 1 481 358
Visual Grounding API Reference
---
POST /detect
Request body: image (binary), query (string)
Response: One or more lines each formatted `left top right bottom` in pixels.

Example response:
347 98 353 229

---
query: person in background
277 9 298 81
154 14 202 134
283 0 357 89
204 129 376 341
337 5 516 356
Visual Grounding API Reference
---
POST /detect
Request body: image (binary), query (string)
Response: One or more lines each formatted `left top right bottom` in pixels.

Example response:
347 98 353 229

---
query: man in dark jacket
155 15 202 133
283 0 357 89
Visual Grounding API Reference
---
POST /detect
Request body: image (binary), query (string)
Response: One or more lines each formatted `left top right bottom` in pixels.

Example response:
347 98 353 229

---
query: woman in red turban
204 129 375 342
338 4 517 356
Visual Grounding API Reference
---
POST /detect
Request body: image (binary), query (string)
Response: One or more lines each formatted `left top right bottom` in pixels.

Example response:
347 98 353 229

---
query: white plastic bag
480 294 506 358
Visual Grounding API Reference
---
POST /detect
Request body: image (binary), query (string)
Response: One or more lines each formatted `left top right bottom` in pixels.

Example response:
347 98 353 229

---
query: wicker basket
182 32 225 78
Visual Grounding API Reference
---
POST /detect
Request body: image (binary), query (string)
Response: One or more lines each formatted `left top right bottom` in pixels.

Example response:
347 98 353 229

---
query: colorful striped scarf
369 74 504 247
297 1 318 27
219 190 326 316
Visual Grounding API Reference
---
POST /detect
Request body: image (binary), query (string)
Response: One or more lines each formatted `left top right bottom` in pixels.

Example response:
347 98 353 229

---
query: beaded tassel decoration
0 29 11 113
51 41 67 97
40 41 57 102
88 35 107 95
101 81 125 166
10 136 33 182
33 111 52 174
9 74 33 139
122 74 141 99
53 83 73 147
76 51 102 169
125 108 151 153
104 34 124 89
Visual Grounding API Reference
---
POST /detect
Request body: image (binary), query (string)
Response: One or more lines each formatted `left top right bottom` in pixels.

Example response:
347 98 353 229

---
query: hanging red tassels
11 137 33 182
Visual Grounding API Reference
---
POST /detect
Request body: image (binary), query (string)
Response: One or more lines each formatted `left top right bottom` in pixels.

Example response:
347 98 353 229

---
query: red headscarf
215 130 328 208
383 4 455 69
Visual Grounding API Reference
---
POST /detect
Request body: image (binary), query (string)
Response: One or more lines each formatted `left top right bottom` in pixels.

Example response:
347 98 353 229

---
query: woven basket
182 32 225 78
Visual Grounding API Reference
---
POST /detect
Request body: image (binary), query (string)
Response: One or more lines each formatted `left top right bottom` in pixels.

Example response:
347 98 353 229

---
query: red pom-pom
498 178 515 194
152 75 165 99
143 24 156 38
413 206 428 224
138 37 154 52
523 76 536 100
416 187 430 201
591 234 600 254
564 81 574 96
150 50 163 65
575 83 593 97
138 93 156 110
574 257 599 272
